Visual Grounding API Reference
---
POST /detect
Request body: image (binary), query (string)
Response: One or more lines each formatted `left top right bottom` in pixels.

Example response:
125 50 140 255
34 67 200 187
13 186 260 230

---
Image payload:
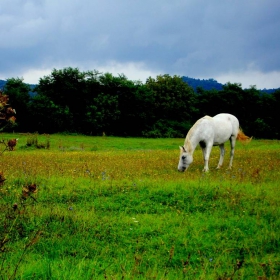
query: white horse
178 113 251 172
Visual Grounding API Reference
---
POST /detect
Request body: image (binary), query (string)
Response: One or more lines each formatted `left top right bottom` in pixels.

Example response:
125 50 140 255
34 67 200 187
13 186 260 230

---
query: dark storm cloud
0 0 279 88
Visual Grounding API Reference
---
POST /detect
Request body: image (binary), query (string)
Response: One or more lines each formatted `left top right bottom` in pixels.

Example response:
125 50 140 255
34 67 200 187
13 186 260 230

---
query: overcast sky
1 0 280 89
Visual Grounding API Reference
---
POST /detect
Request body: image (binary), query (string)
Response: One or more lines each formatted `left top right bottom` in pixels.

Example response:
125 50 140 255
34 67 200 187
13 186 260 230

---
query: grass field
0 133 280 279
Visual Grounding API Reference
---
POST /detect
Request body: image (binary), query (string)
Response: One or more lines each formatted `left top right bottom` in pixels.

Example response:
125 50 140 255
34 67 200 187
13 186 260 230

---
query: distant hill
0 79 37 97
1 79 37 90
260 88 278 94
182 76 279 93
182 76 224 92
0 80 6 90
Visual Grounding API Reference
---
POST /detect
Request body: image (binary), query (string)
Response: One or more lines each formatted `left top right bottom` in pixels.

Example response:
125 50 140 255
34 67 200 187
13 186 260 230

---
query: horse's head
178 146 193 172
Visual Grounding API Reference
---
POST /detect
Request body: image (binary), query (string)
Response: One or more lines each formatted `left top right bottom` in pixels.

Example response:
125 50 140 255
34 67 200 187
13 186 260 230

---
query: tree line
2 67 280 139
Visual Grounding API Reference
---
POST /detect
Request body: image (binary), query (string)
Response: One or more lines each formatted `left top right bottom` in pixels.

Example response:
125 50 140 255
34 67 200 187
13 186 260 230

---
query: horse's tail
237 128 252 143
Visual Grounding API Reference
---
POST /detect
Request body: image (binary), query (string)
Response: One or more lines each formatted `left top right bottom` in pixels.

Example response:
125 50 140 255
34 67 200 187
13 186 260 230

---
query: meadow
0 133 279 279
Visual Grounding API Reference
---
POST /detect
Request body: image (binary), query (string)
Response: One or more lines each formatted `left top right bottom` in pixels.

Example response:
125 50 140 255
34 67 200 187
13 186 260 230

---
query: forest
1 67 280 139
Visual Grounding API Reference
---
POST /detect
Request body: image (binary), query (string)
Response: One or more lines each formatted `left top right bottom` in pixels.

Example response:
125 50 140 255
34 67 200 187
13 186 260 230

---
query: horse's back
213 113 237 121
212 113 239 143
213 113 239 130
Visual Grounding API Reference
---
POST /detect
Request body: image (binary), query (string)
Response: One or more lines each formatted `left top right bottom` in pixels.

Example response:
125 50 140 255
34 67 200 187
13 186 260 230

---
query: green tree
33 68 123 134
258 89 280 139
196 87 222 117
271 89 280 138
220 83 259 134
0 90 16 132
34 67 90 133
98 74 155 136
145 74 197 137
116 82 156 136
82 72 122 135
28 94 71 133
3 78 31 131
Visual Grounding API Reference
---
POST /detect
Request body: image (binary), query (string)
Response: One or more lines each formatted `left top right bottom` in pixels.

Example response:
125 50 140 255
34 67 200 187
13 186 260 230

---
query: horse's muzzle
178 167 186 172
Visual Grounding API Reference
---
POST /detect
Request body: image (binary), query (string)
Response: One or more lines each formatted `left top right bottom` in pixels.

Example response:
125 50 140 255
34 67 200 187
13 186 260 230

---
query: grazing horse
178 113 251 172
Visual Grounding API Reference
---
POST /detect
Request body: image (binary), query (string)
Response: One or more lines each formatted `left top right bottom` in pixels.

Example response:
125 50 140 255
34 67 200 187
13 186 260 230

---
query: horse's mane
185 116 213 153
203 115 212 120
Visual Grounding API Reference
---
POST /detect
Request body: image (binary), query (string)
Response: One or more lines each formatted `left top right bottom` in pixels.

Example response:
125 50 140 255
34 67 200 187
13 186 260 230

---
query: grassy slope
0 133 279 279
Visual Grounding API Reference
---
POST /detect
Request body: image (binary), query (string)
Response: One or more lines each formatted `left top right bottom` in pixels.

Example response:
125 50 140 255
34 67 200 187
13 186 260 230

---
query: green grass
0 133 279 279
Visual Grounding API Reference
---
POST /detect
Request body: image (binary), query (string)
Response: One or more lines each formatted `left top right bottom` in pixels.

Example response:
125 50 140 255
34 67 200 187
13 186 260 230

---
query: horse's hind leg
217 144 225 169
229 136 236 169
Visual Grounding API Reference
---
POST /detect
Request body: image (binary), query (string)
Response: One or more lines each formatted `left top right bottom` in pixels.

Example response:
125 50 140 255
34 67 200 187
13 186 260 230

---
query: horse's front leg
217 144 225 169
202 145 213 172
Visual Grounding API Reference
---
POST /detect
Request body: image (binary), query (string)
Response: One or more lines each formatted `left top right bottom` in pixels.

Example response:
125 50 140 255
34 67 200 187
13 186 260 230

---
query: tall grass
0 133 279 279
